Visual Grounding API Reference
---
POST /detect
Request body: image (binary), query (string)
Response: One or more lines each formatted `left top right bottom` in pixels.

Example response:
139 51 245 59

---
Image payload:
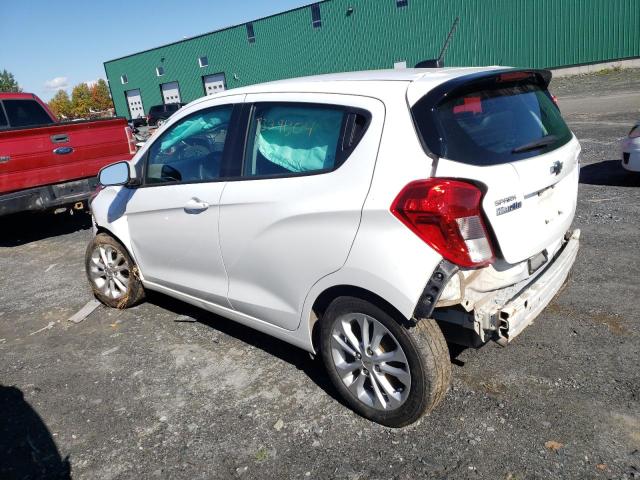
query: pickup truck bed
0 93 135 216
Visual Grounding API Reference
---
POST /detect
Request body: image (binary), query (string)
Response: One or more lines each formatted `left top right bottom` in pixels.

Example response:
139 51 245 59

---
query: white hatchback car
88 67 580 427
622 122 640 172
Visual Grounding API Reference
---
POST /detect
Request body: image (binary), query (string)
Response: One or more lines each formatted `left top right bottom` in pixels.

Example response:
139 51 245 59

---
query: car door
219 93 385 330
125 96 244 306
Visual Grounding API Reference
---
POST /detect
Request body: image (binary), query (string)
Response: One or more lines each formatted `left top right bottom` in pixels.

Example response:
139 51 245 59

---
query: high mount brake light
497 71 535 83
391 179 495 268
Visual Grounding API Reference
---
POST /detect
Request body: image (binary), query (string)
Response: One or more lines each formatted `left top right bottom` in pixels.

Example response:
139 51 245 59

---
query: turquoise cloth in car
160 109 230 151
255 107 343 172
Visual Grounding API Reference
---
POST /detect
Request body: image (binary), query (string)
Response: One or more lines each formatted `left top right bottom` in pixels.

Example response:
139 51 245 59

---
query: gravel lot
1 69 639 480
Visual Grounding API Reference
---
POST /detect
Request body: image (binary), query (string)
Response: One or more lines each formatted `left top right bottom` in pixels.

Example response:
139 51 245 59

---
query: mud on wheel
85 233 145 309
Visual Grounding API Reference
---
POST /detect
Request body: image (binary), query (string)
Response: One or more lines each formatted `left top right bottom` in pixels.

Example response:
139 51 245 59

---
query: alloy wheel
330 313 411 411
88 245 130 299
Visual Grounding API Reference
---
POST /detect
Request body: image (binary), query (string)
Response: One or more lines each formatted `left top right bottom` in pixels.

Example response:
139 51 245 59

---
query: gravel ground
1 69 639 480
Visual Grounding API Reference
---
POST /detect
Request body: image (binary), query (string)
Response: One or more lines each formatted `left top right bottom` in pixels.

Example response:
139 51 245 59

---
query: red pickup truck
0 92 136 216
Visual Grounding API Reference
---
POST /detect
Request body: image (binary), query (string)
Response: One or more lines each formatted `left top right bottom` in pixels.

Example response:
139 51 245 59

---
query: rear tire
319 296 451 427
85 233 145 309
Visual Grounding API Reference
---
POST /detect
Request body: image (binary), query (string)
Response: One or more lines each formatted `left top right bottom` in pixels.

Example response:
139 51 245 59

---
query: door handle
184 198 209 213
51 134 69 143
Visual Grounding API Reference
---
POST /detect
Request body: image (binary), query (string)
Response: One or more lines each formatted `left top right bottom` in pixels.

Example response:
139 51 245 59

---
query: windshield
412 79 572 165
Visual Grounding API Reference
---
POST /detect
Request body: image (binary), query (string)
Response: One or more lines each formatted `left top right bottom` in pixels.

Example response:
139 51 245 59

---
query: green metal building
104 0 640 119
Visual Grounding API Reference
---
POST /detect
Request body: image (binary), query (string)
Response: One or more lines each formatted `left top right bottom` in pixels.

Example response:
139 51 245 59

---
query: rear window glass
412 79 572 165
3 100 54 128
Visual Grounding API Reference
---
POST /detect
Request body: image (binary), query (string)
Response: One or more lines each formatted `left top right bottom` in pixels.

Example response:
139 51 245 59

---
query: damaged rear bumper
486 229 580 345
430 229 580 346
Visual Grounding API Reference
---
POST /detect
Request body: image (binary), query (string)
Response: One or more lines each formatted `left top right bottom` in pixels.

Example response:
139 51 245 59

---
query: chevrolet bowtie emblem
550 161 563 175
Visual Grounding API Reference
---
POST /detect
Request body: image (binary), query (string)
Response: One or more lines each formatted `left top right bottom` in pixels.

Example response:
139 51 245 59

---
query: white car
87 67 580 427
622 122 640 172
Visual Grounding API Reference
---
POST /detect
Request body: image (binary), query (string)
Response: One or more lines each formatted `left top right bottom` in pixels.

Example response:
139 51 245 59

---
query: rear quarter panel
297 84 444 350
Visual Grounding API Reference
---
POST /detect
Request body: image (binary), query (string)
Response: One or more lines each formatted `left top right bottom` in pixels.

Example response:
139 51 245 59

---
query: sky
1 0 312 101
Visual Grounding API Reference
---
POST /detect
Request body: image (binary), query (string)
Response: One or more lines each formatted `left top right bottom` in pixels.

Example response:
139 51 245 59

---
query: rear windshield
412 79 572 165
2 99 54 128
149 106 164 114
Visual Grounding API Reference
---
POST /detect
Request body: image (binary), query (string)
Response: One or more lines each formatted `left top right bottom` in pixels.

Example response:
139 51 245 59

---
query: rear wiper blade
512 135 558 153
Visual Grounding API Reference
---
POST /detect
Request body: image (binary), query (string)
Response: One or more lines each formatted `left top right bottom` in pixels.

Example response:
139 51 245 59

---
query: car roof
187 66 508 108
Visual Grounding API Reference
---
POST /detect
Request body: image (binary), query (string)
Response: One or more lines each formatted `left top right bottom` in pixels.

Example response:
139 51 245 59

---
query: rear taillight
125 126 137 154
391 179 495 268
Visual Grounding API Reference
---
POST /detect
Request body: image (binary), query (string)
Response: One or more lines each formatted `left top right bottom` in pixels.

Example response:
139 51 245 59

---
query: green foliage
0 69 22 92
48 90 72 119
254 447 268 462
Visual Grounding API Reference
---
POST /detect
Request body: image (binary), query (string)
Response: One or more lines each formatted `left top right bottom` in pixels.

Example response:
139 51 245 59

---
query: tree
70 83 92 118
90 79 113 112
0 69 22 92
48 90 72 119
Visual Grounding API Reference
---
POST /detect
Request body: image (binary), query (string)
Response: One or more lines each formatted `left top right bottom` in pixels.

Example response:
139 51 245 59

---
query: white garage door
161 82 181 104
203 74 226 96
125 89 144 119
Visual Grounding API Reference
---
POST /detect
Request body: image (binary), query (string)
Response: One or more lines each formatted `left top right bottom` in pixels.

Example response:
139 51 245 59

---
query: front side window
3 100 54 127
244 103 347 177
145 106 232 185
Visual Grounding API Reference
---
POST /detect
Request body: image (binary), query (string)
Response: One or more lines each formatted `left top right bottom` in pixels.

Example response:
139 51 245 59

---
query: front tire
319 296 451 427
85 233 145 309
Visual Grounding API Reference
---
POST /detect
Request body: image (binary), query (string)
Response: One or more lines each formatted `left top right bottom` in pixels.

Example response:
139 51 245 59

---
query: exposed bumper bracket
413 259 459 320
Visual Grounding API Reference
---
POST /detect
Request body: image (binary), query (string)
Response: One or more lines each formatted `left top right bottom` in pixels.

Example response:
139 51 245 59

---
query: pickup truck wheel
320 296 451 427
85 233 145 309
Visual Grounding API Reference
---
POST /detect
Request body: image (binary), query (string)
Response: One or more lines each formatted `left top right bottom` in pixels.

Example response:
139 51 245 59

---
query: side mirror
98 161 134 187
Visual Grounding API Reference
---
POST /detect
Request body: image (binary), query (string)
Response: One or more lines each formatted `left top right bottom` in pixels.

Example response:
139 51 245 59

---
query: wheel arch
309 284 413 353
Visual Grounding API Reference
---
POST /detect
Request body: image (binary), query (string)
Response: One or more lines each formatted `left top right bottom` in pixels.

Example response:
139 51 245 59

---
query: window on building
396 0 408 7
156 66 165 77
311 4 322 28
198 56 208 68
120 74 128 84
246 22 255 43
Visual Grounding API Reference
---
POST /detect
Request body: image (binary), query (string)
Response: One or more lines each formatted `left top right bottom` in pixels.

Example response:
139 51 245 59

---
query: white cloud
44 76 69 90
84 78 106 88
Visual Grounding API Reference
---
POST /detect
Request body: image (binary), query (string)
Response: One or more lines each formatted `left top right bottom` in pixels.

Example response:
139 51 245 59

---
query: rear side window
3 100 54 128
0 104 7 128
244 103 359 177
412 76 572 165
